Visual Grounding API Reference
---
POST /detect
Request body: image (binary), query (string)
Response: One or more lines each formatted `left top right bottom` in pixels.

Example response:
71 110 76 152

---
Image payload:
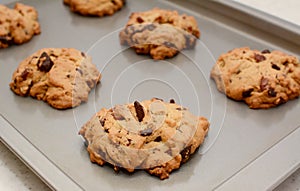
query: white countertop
0 0 300 190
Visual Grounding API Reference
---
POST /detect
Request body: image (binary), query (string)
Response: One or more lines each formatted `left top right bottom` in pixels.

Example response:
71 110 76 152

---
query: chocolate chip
154 136 162 142
176 108 182 111
170 99 175 104
140 128 153 136
268 88 277 97
145 24 156 31
76 68 83 75
163 42 177 49
81 52 86 57
136 16 144 23
283 61 289 66
261 49 271 54
134 101 145 122
153 97 163 101
180 146 191 163
0 36 12 45
112 112 125 121
100 118 106 126
271 62 280 70
260 77 269 91
21 69 30 80
254 53 266 63
242 88 254 98
37 52 54 72
111 0 117 5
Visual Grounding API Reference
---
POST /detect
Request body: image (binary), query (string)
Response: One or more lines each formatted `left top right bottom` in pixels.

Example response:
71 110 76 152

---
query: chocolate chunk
37 52 54 72
242 88 254 98
170 99 175 104
163 42 177 49
268 88 277 97
76 68 83 75
145 24 156 31
21 69 30 80
111 0 117 5
153 97 163 101
134 101 145 122
0 36 12 45
140 128 153 136
154 136 162 142
112 112 125 121
136 16 144 23
261 49 271 54
100 118 106 126
180 146 191 163
260 77 269 91
254 53 266 63
271 62 280 70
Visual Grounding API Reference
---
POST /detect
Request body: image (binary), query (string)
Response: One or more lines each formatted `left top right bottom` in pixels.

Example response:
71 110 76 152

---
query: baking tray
0 0 300 190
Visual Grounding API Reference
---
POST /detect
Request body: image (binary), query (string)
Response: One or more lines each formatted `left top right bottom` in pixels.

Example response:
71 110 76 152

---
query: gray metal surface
0 0 299 190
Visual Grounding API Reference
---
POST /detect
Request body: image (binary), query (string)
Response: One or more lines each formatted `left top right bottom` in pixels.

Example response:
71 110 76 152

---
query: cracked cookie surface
10 48 101 109
63 0 126 17
211 47 300 109
0 3 40 48
79 98 209 179
119 8 200 60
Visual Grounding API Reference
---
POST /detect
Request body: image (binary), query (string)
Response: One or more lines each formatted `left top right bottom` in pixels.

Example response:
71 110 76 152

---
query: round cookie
211 47 300 109
119 8 200 60
63 0 126 17
0 3 41 48
10 48 101 109
79 98 209 180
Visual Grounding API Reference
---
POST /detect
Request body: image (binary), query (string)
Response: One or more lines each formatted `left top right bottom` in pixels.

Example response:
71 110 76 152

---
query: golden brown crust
0 3 40 48
79 98 209 179
119 8 200 60
63 0 126 17
211 47 300 109
10 48 101 109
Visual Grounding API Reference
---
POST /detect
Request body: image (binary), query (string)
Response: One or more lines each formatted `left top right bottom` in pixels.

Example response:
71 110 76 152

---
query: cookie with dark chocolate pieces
119 8 200 60
211 47 300 109
10 48 101 109
79 98 209 179
0 3 40 48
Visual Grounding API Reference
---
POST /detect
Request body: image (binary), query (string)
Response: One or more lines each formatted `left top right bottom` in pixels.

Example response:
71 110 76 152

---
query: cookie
119 8 200 60
0 3 41 48
79 98 209 179
10 48 101 109
211 47 300 109
63 0 126 17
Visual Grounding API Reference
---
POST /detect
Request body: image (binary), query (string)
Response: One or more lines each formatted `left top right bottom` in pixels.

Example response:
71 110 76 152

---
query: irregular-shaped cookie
0 3 41 48
63 0 126 17
211 47 300 109
79 98 209 179
119 8 200 60
10 48 101 109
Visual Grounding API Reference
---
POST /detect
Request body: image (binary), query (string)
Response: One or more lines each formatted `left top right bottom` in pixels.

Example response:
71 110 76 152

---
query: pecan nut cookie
119 8 200 60
10 48 101 109
63 0 126 17
79 98 209 179
211 47 300 109
0 3 41 48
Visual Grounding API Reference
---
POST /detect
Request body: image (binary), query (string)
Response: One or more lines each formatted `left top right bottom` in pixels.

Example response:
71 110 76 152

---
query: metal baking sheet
0 0 299 190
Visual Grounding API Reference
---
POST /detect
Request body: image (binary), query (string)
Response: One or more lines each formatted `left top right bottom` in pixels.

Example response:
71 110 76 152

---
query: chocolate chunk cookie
211 47 300 109
0 3 41 48
79 98 209 179
119 8 200 60
63 0 126 17
10 48 101 109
